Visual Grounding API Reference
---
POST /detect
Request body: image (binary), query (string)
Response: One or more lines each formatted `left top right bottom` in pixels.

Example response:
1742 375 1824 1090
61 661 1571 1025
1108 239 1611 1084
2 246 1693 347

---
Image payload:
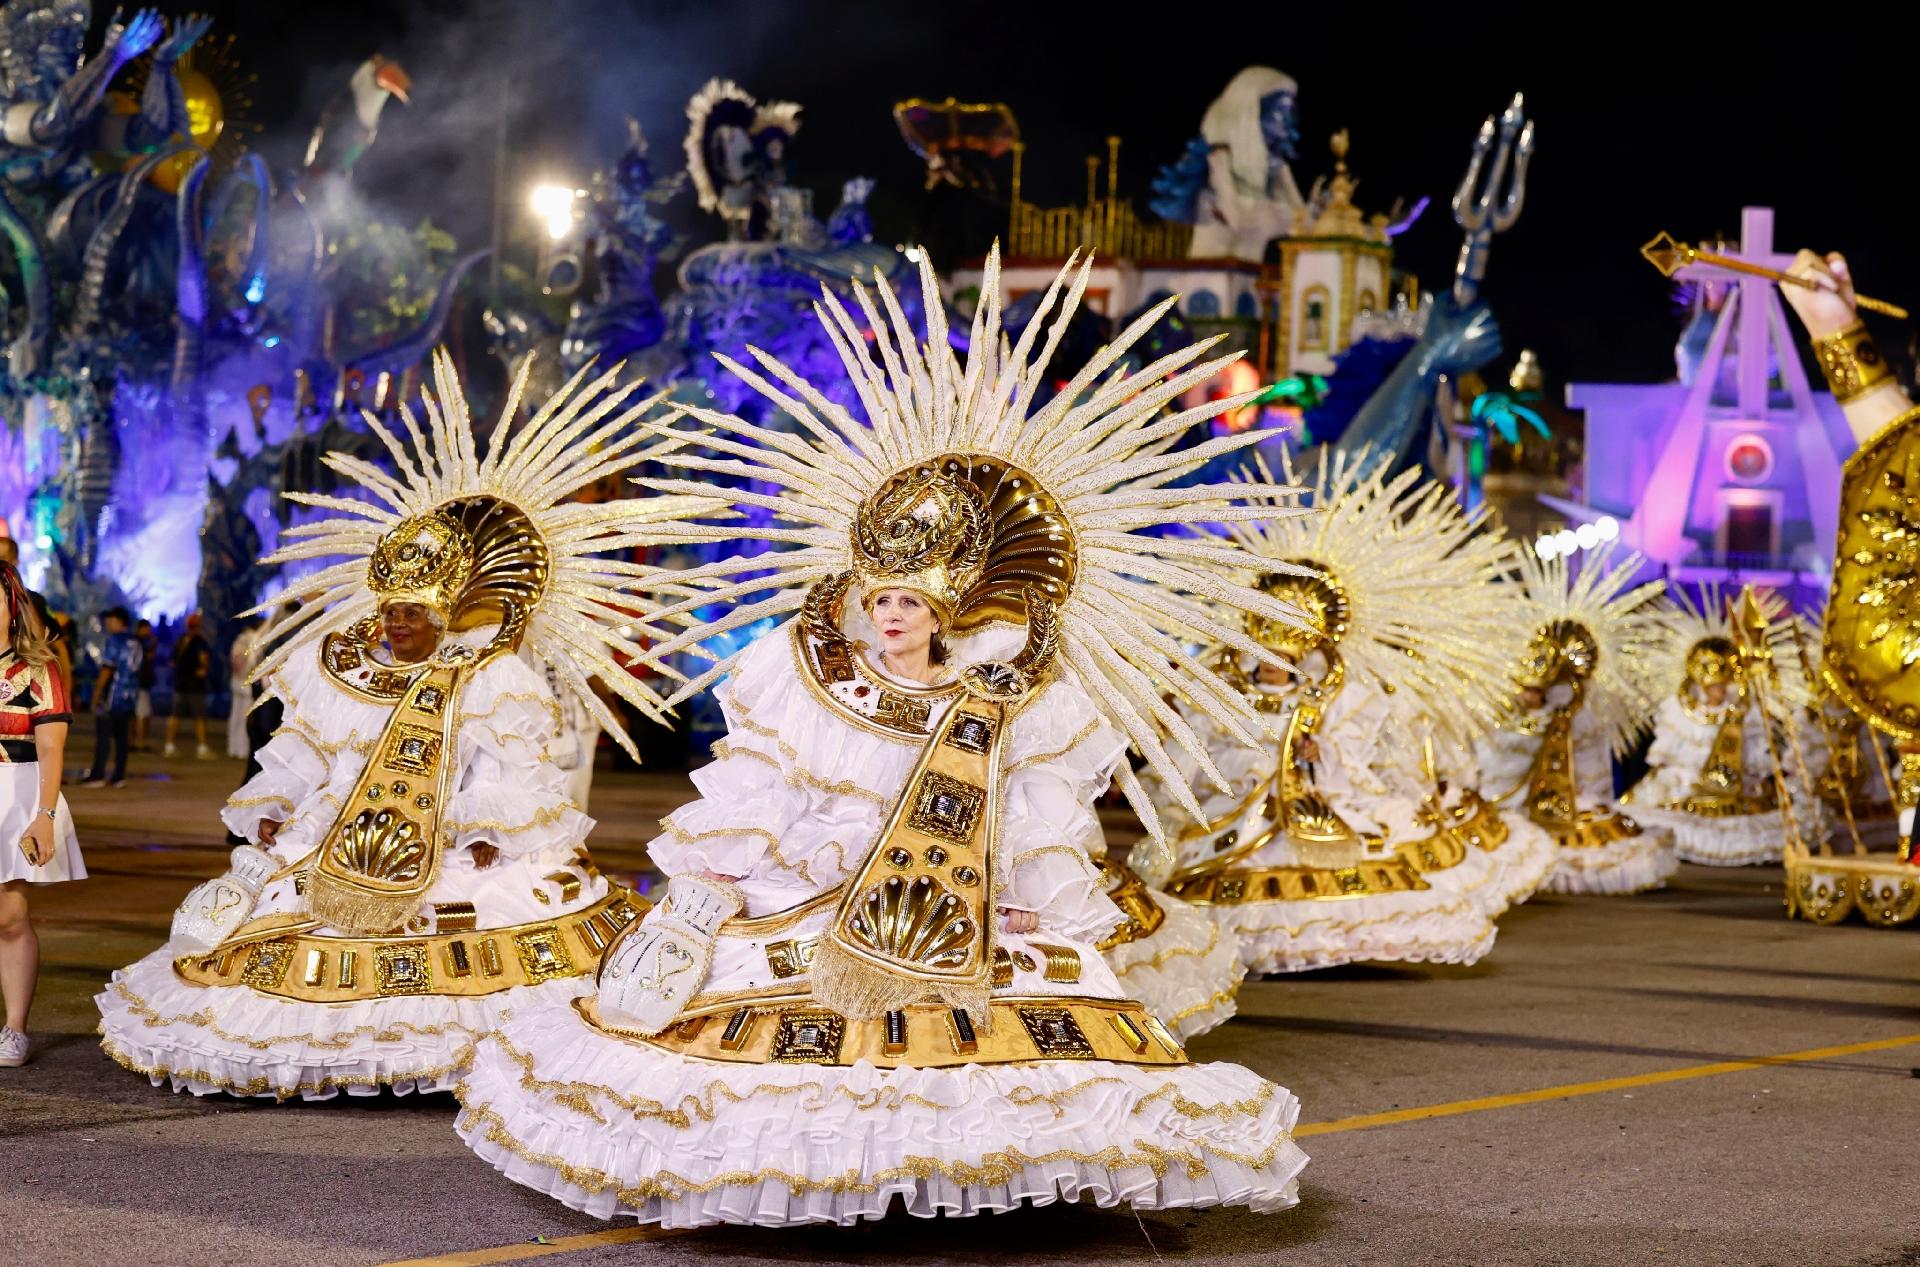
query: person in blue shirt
79 608 141 789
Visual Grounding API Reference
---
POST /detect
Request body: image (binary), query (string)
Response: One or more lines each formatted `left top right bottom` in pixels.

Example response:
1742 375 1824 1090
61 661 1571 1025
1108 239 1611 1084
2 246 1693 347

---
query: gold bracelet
1812 321 1894 402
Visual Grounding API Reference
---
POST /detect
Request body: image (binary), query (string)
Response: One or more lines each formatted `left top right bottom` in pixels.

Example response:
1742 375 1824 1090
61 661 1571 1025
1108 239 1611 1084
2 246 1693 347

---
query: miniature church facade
1560 206 1855 604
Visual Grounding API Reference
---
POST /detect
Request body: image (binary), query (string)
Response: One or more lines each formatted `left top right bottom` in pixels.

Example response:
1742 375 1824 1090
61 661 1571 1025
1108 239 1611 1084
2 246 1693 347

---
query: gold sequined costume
1627 587 1819 867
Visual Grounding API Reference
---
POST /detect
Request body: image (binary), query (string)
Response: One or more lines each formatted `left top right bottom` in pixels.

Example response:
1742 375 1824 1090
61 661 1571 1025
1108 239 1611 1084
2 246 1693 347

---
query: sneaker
77 778 107 789
163 744 178 758
0 1027 28 1068
110 779 128 789
196 745 213 760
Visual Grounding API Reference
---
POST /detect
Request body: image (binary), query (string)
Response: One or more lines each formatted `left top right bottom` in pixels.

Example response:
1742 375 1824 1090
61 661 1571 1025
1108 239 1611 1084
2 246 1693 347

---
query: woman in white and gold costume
1139 454 1553 973
454 250 1310 1226
1474 544 1679 894
96 354 708 1099
1626 588 1815 867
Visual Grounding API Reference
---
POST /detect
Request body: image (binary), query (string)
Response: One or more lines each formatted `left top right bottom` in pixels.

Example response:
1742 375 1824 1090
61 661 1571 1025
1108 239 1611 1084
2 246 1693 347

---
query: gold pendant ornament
811 691 1008 1025
306 621 479 935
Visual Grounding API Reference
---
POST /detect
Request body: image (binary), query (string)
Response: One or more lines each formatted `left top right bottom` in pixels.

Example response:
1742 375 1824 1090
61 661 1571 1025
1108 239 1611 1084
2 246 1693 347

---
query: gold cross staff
1641 231 1909 320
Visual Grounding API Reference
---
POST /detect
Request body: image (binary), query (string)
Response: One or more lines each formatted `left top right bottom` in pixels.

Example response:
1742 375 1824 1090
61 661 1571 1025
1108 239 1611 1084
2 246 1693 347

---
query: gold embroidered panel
176 890 645 1003
577 992 1187 1069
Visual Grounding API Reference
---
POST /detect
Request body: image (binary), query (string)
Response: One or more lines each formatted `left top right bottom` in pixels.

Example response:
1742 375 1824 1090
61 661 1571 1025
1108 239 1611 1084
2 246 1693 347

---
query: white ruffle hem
1542 826 1679 895
1105 892 1246 1041
454 996 1307 1228
95 949 588 1099
1633 808 1787 867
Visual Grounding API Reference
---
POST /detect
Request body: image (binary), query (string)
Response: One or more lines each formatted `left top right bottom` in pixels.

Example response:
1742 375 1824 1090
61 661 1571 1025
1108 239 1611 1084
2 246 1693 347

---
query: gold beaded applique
577 992 1185 1070
175 889 644 1003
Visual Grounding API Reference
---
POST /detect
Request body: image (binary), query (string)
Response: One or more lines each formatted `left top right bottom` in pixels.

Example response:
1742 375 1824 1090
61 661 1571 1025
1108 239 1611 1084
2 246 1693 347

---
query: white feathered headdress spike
248 349 718 758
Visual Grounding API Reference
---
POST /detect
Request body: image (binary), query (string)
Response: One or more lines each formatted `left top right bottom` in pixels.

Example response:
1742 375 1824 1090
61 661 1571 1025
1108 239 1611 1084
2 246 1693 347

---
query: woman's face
1519 686 1547 710
1702 680 1729 707
382 602 443 663
1256 660 1294 686
869 588 938 661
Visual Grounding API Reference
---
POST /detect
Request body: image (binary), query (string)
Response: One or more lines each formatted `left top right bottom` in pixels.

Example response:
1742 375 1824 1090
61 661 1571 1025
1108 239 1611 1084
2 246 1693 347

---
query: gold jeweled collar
791 622 964 743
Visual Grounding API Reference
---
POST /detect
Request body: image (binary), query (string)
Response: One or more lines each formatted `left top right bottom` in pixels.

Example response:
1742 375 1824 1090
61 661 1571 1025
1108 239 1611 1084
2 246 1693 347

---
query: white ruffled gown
96 632 637 1099
1475 704 1678 895
1629 695 1814 866
1092 840 1248 1042
453 624 1307 1226
1150 679 1524 972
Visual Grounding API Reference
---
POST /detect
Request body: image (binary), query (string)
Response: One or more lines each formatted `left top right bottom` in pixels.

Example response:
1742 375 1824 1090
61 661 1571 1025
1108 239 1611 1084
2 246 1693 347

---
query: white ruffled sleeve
647 630 837 888
1571 708 1616 802
1475 721 1538 794
220 662 331 845
1638 695 1709 802
443 657 592 859
994 677 1130 942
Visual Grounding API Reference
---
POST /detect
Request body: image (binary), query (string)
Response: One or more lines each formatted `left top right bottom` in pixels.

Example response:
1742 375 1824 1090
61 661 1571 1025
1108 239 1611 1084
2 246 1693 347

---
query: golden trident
1641 231 1909 320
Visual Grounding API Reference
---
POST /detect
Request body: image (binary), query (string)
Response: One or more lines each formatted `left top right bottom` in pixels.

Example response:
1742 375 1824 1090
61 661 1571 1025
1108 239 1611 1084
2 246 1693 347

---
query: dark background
93 0 1920 388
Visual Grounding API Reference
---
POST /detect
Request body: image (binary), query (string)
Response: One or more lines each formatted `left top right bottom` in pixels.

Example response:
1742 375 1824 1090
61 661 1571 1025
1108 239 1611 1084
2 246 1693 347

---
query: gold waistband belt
175 889 648 1003
1169 799 1515 906
576 991 1188 1069
1548 806 1645 849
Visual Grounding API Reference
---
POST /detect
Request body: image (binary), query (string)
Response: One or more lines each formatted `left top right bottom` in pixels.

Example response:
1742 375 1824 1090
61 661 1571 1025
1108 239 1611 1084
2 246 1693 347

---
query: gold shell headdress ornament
1508 541 1671 755
1213 447 1525 747
1247 561 1349 664
1684 635 1742 690
367 497 553 647
1518 617 1601 692
1656 584 1802 715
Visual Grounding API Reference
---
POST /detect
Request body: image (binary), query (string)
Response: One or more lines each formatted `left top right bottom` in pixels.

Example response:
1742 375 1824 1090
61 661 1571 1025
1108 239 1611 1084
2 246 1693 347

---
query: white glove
168 845 277 958
1127 838 1174 889
596 874 743 1035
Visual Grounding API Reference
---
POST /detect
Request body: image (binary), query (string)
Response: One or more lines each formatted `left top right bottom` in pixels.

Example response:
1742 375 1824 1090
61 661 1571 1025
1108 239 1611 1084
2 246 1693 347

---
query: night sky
94 0 1920 391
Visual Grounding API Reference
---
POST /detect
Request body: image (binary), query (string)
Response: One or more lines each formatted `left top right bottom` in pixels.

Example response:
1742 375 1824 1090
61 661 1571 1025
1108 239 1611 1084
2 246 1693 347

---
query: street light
529 183 578 240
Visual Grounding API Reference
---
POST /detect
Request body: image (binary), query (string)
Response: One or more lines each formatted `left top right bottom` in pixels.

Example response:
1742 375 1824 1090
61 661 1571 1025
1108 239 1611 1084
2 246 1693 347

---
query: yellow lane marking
379 1226 679 1266
382 1031 1920 1266
1295 1031 1920 1137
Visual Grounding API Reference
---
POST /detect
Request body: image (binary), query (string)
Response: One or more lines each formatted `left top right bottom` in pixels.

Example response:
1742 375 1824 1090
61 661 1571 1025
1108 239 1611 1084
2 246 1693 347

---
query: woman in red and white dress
0 560 82 1067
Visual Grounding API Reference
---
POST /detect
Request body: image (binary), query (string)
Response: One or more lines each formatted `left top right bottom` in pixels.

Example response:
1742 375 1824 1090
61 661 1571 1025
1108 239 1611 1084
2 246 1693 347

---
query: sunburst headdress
631 246 1316 842
1508 542 1673 755
1655 584 1804 712
1216 448 1524 746
249 349 715 757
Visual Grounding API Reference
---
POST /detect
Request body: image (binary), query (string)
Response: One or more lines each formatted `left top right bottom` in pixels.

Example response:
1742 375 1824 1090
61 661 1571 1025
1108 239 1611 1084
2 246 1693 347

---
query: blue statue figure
669 77 907 424
1327 295 1503 478
1332 94 1532 483
560 117 684 373
826 177 874 247
1151 66 1304 262
87 11 213 159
